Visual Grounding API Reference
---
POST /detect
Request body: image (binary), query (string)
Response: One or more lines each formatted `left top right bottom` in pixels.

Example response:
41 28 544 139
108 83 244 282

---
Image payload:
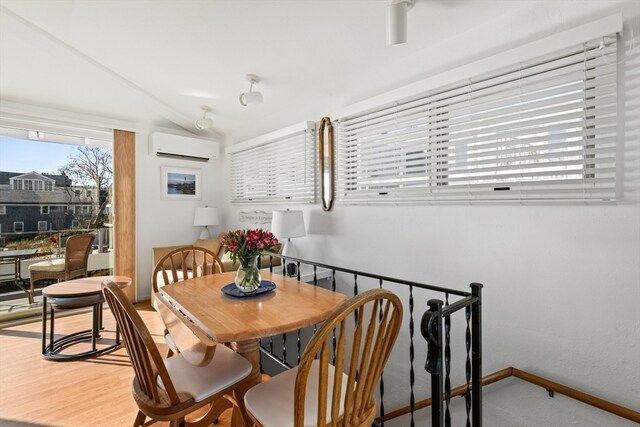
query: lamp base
282 239 298 277
199 227 211 240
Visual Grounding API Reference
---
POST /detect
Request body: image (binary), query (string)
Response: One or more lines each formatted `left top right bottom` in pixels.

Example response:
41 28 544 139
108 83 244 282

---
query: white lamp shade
193 207 219 226
271 210 305 239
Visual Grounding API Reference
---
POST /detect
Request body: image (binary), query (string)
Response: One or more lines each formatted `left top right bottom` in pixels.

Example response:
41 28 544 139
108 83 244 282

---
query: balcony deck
0 252 113 320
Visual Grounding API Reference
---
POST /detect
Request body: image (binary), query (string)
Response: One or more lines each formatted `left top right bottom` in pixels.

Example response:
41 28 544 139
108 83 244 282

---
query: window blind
336 33 618 203
230 126 316 204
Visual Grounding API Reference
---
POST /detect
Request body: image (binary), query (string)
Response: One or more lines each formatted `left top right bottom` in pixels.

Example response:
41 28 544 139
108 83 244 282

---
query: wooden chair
101 280 253 427
243 288 403 427
152 245 223 296
152 246 223 355
27 233 94 304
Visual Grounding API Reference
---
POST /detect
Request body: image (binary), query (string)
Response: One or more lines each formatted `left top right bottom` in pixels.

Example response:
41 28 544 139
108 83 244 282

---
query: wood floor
0 304 233 427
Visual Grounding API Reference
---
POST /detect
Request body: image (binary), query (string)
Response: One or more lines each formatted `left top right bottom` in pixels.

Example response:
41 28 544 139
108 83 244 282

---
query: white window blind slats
230 128 315 204
340 144 616 180
343 65 616 138
341 46 616 135
342 106 616 154
336 34 618 203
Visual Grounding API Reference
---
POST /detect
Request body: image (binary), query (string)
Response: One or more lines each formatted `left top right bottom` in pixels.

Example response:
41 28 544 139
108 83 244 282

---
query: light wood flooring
0 304 233 427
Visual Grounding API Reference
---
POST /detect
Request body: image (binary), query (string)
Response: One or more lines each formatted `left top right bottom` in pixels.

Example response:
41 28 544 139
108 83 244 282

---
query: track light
239 74 263 106
387 0 414 45
194 106 213 130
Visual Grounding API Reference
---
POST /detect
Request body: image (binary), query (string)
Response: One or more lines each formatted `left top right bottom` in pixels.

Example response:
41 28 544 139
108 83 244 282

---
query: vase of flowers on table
220 229 279 294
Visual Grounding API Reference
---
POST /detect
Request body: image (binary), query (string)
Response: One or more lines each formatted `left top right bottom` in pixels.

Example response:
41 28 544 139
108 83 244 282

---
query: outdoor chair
152 246 223 356
27 233 94 304
243 288 403 427
102 280 252 427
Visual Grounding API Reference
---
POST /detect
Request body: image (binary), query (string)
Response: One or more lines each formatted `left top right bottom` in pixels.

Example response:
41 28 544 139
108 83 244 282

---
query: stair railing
259 253 483 427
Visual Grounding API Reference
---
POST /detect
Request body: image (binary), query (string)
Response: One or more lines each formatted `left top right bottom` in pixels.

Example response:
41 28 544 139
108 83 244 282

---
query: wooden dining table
157 270 347 386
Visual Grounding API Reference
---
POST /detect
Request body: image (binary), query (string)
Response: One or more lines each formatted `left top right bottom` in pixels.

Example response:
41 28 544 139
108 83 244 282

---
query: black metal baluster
444 312 451 426
471 283 483 427
313 265 317 285
444 293 451 427
283 332 287 366
422 299 444 427
353 273 358 324
409 285 415 427
465 305 472 427
297 329 301 365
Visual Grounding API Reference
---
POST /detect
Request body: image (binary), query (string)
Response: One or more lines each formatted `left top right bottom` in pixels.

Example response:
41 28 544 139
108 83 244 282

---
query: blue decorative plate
221 281 276 298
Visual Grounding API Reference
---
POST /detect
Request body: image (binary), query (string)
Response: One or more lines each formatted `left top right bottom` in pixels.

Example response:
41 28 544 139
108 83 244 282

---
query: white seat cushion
159 344 252 402
29 259 65 272
244 360 349 427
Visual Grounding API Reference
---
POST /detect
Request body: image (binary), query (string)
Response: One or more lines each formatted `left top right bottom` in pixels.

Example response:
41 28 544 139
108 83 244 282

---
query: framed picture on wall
160 166 201 200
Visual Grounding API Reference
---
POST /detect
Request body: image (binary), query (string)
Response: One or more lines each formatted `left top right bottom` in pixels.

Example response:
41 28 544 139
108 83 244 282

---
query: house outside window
13 180 22 190
37 221 48 231
41 206 49 214
71 220 80 228
13 222 24 232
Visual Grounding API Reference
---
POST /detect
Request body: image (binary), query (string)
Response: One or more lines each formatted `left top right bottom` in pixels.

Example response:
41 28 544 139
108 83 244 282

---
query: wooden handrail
376 367 640 424
510 368 640 423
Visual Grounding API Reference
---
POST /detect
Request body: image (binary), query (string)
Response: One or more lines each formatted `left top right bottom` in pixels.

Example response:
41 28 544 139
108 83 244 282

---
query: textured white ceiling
0 0 635 143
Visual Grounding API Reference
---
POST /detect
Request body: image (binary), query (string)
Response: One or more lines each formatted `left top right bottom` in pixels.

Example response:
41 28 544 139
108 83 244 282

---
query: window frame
13 222 24 232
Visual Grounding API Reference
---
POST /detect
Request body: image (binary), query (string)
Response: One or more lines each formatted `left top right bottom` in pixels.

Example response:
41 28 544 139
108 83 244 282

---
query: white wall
214 6 640 426
135 127 226 301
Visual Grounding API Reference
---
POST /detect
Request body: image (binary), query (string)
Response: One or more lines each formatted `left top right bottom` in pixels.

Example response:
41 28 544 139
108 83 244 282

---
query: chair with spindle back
243 288 403 427
152 245 223 300
101 280 252 427
152 246 223 355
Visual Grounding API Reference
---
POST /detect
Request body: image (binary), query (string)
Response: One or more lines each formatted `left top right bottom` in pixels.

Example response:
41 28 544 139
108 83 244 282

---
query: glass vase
235 255 262 294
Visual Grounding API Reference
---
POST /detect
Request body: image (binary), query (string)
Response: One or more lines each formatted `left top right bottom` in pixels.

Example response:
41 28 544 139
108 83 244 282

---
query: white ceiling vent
150 132 219 162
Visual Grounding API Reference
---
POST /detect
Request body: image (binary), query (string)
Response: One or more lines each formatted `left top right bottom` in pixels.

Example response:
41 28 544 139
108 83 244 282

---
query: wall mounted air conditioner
149 132 220 162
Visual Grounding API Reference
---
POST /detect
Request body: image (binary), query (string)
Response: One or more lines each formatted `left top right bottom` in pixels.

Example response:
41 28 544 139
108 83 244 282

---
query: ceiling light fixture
194 106 213 130
239 74 263 106
387 0 415 45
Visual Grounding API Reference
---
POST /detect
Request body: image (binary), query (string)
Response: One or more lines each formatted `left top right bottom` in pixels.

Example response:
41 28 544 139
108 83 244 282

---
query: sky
0 136 79 174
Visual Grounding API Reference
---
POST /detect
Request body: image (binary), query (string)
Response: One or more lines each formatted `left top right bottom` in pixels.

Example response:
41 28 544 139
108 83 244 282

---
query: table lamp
193 206 219 240
271 210 305 275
